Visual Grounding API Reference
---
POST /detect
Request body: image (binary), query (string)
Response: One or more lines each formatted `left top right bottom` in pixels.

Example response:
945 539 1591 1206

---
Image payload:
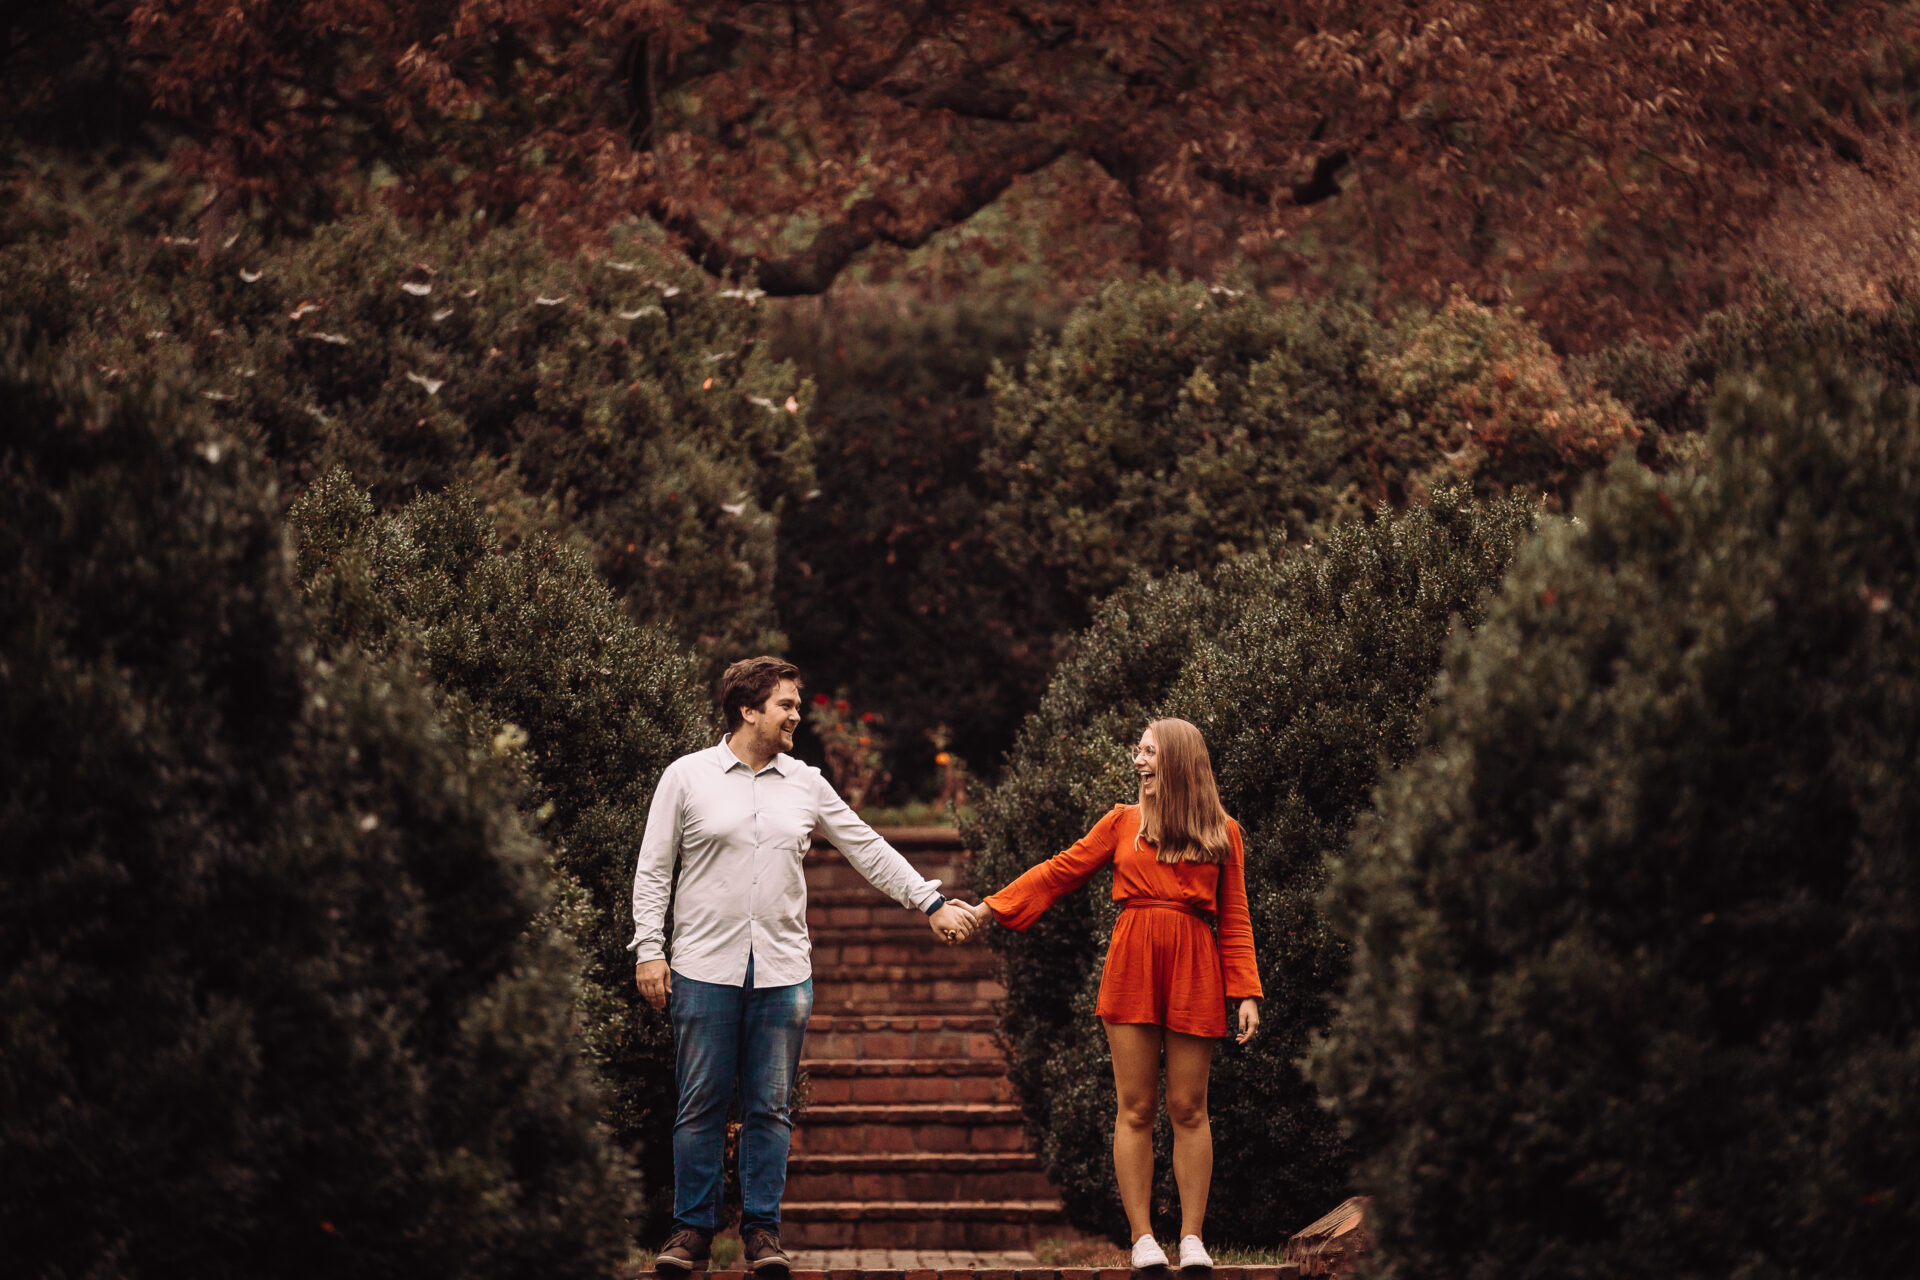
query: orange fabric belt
1121 897 1212 922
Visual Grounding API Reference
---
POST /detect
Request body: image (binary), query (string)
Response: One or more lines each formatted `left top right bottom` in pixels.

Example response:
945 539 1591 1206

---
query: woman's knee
1165 1094 1209 1131
1114 1096 1157 1132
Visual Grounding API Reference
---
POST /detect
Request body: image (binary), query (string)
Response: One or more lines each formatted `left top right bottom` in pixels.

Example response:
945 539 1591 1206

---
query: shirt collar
716 734 790 777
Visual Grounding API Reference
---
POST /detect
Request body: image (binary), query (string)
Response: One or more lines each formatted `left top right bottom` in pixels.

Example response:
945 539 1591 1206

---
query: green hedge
967 487 1536 1243
2 194 813 671
0 339 630 1276
288 472 714 1237
1578 282 1920 442
982 280 1631 629
1311 361 1920 1278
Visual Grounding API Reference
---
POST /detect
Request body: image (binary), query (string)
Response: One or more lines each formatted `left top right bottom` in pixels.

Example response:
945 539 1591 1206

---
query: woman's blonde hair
1137 718 1233 865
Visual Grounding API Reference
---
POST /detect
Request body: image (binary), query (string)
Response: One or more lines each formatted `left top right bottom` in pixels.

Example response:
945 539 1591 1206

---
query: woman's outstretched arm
977 805 1127 931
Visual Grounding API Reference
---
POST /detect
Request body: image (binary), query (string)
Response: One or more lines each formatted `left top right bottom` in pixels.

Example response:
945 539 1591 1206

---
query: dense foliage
288 473 716 1236
967 487 1536 1243
2 194 813 670
983 278 1627 629
12 3 1917 340
0 338 631 1277
1311 362 1920 1278
771 292 1064 794
1582 282 1920 442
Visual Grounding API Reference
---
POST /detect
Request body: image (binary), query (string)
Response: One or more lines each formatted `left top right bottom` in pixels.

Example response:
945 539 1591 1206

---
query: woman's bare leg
1104 1020 1165 1243
1162 1029 1215 1240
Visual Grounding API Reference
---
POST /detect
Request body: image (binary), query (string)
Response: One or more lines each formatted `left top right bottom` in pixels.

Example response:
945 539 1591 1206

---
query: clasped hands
928 898 995 946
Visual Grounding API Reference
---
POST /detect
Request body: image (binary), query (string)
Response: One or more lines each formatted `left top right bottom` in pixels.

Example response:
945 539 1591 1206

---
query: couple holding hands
632 657 1263 1279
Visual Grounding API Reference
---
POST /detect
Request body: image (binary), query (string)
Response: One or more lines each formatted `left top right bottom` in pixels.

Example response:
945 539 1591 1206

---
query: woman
968 719 1262 1273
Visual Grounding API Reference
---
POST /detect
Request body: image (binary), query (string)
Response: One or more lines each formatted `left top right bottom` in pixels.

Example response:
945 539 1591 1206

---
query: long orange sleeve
983 805 1125 930
1217 824 1264 1001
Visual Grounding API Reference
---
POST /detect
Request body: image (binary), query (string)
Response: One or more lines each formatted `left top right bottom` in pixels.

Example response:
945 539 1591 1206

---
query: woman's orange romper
983 804 1263 1038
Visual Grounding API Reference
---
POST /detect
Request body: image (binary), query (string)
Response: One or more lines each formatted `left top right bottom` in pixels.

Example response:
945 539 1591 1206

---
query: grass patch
1032 1236 1291 1266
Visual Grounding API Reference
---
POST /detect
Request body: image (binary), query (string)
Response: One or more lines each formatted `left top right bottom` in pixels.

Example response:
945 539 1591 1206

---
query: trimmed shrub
982 279 1630 629
0 338 630 1277
967 487 1536 1243
288 471 714 1237
771 293 1065 794
1 195 814 670
1577 280 1920 444
1310 361 1920 1278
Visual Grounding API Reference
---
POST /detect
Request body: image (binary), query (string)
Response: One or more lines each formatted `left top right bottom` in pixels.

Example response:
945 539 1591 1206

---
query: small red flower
813 693 829 705
836 700 850 713
862 712 875 723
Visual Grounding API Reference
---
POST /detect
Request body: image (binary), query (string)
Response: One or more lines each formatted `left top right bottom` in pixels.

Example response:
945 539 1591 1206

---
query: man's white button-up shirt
628 738 942 987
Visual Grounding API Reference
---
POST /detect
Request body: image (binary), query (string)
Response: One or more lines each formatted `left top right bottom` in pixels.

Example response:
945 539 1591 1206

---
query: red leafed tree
68 2 1920 341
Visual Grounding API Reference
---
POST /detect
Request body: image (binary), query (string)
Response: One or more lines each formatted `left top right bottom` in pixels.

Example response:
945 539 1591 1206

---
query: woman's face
1132 728 1159 800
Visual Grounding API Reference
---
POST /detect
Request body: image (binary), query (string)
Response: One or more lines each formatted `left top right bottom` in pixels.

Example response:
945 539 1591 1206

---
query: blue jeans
669 953 813 1235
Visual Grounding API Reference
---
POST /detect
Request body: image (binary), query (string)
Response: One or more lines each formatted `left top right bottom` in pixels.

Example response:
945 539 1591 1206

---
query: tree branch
835 2 945 93
1195 149 1351 206
652 138 1069 293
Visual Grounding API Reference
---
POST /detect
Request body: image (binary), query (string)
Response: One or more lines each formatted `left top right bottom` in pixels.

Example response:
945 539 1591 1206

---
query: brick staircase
784 828 1072 1252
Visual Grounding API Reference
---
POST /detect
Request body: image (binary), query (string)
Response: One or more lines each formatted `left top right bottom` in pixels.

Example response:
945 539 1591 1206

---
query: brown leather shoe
742 1227 791 1279
654 1227 712 1276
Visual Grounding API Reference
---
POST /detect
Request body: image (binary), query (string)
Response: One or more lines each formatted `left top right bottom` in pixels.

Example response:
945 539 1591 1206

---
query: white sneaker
1131 1235 1170 1270
1177 1236 1213 1271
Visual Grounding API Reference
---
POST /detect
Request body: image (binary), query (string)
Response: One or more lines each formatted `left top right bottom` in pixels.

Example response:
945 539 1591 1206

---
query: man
632 656 980 1278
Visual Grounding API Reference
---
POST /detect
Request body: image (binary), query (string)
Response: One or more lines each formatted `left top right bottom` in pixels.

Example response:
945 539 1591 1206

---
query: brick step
806 870 975 899
811 941 1000 974
809 969 1005 1009
694 1269 1297 1279
805 857 975 893
803 1058 1009 1078
803 1066 1016 1105
804 1020 1002 1060
787 1153 1054 1202
809 922 976 949
809 916 951 937
860 826 971 854
809 1014 999 1031
811 999 998 1019
780 1200 1070 1251
793 1103 1027 1154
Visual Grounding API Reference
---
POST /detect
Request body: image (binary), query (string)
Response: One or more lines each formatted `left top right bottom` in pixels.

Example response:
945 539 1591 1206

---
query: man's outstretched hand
928 901 979 945
635 959 671 1010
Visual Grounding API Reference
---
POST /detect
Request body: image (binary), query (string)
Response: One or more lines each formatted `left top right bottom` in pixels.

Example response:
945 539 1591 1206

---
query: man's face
741 679 803 755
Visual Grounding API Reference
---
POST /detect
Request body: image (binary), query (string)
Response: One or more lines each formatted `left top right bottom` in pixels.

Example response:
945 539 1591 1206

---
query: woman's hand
1235 998 1260 1044
969 900 997 930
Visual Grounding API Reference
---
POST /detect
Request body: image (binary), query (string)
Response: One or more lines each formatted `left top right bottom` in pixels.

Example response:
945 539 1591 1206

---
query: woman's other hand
1235 998 1260 1044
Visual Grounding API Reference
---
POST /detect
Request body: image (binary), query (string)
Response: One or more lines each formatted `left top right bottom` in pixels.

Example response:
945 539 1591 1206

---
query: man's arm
810 770 975 944
630 762 686 1009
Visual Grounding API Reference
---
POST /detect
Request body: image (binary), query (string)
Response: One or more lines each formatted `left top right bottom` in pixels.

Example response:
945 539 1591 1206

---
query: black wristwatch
922 893 946 916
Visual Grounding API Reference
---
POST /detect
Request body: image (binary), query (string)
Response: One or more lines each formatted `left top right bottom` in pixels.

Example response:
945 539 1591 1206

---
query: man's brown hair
719 656 803 732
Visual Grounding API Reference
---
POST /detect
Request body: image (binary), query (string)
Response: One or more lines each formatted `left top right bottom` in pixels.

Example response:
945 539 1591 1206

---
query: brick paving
788 1249 1041 1269
705 1269 1296 1279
